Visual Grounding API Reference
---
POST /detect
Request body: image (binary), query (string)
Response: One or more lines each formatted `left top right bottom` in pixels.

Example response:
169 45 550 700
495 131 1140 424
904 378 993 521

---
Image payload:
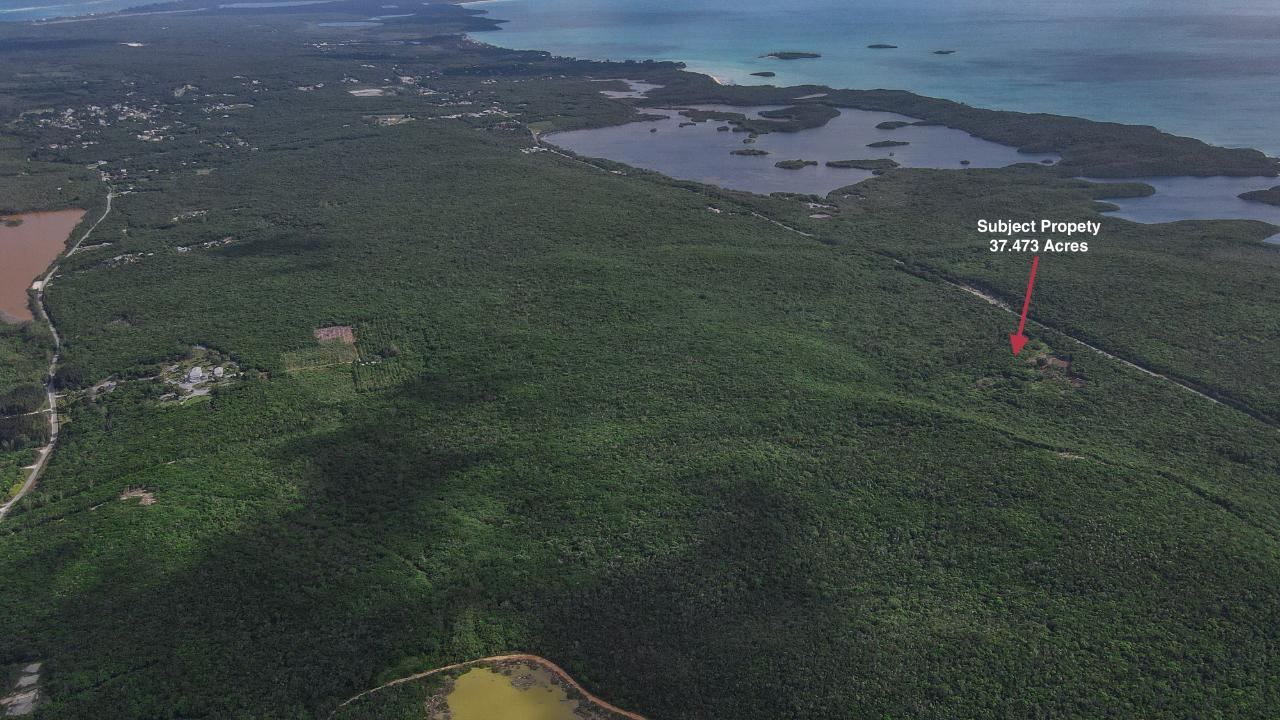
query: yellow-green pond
447 666 581 720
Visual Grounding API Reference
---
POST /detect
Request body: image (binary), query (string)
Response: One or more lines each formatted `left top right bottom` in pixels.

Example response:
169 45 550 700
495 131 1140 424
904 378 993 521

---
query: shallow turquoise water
0 0 161 21
7 0 1279 158
4 0 1276 226
473 0 1280 156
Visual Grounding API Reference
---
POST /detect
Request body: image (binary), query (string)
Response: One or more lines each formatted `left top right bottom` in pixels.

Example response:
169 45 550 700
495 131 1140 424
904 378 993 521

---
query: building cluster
158 356 241 402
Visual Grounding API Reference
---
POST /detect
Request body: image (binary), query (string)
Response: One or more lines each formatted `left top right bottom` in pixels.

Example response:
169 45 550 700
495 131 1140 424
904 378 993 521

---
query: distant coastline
0 0 171 23
473 0 1280 155
760 51 820 60
9 0 1273 177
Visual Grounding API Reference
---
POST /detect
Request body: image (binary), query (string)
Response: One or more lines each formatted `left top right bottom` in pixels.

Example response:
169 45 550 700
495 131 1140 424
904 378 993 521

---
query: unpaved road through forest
0 187 112 522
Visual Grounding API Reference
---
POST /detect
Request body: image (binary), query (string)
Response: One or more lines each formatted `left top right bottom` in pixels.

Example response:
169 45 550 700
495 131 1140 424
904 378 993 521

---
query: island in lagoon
760 51 822 60
1239 185 1280 206
826 158 900 170
0 1 1278 718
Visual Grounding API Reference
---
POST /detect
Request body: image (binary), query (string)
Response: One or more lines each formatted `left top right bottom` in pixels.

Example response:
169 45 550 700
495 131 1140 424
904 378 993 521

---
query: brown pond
0 209 84 322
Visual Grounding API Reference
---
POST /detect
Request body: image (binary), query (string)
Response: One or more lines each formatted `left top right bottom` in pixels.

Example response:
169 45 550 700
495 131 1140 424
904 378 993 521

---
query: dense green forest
643 76 1279 178
0 2 1277 718
1239 185 1280 206
0 323 53 495
726 167 1280 422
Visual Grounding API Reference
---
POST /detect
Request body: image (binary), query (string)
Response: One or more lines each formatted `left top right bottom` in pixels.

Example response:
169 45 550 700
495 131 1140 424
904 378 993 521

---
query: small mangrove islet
826 158 899 170
1239 185 1280 206
761 51 821 60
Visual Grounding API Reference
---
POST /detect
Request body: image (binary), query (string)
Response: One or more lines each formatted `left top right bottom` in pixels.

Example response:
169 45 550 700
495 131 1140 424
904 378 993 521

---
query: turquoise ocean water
469 0 1280 155
4 0 1278 156
0 0 161 22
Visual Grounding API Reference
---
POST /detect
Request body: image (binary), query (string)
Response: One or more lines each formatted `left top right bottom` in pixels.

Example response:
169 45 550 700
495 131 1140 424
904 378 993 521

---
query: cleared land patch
283 327 360 373
352 320 425 392
118 487 156 506
314 325 356 344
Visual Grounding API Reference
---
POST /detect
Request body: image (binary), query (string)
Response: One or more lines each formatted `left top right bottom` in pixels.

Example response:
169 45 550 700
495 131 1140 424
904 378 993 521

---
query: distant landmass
2 2 1280 719
1239 186 1280 206
826 158 899 170
761 51 821 60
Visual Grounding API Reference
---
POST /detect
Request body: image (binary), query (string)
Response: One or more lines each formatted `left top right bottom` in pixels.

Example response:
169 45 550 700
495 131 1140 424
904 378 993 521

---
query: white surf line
34 7 205 24
1 187 113 521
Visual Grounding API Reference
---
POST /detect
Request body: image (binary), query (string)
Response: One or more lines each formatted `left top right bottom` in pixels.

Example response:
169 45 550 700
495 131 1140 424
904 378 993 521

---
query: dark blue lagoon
478 0 1280 155
547 104 1057 196
1088 176 1280 229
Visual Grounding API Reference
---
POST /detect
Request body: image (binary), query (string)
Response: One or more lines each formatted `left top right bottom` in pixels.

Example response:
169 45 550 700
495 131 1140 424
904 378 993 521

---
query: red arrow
1009 255 1040 355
